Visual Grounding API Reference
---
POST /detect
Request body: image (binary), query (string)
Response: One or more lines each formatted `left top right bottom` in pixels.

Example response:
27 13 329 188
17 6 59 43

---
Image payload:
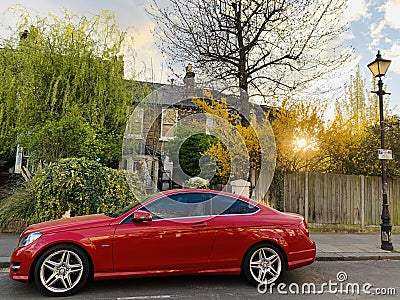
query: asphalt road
1 261 399 299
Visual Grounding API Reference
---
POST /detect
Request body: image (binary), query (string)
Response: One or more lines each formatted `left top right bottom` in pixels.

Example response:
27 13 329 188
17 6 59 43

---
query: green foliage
0 185 35 230
268 169 284 211
166 128 219 178
0 7 143 167
340 122 400 177
181 133 218 177
327 65 400 176
30 158 142 223
0 158 144 229
23 114 96 165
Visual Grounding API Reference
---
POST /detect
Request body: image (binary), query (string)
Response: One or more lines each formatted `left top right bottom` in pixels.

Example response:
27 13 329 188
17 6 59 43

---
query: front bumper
9 243 38 282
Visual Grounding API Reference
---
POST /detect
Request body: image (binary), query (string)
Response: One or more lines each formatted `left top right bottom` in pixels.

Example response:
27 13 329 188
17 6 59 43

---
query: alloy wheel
248 246 282 284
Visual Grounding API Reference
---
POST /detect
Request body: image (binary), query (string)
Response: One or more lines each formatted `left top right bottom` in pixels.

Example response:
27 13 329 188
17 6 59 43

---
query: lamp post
367 50 393 251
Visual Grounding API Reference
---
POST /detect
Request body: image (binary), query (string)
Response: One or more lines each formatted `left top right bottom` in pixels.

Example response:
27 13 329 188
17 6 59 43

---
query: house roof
131 81 232 108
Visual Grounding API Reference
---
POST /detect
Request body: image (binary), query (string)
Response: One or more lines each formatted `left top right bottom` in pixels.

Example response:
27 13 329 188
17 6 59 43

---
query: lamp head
367 50 391 78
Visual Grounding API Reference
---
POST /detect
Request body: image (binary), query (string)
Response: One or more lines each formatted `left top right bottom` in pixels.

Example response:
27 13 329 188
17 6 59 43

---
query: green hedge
0 157 143 228
31 157 142 222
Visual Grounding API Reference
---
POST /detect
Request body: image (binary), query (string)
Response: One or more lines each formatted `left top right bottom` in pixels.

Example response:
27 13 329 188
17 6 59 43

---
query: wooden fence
283 172 400 226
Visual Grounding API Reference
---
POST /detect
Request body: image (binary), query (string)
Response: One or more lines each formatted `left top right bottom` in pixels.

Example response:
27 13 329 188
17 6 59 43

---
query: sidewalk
312 233 400 261
1 233 400 268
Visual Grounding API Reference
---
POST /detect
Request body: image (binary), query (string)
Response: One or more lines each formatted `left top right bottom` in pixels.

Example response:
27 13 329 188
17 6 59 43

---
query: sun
294 138 308 151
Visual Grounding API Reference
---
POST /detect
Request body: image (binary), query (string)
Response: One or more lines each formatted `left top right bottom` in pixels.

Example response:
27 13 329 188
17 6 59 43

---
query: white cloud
124 21 166 82
382 0 400 29
369 19 386 48
343 0 371 22
383 44 400 75
385 37 393 43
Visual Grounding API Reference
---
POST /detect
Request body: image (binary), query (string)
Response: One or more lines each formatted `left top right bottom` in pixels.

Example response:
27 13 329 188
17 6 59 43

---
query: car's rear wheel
33 244 90 296
242 243 285 285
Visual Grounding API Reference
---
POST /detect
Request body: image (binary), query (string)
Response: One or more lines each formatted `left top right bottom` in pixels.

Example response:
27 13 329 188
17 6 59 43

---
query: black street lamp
367 50 393 251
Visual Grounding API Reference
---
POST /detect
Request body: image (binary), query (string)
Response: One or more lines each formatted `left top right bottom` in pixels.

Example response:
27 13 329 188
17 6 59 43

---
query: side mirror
133 210 152 222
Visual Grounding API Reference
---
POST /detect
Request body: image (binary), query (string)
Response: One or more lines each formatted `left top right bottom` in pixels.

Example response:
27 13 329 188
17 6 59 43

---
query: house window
205 114 216 135
160 108 178 141
127 107 144 139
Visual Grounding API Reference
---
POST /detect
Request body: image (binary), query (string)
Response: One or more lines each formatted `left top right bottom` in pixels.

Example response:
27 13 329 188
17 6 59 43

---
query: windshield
108 193 160 218
110 201 141 217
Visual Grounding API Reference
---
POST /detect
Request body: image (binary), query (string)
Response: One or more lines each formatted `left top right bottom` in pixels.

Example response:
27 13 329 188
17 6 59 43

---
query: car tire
242 243 285 286
33 244 90 297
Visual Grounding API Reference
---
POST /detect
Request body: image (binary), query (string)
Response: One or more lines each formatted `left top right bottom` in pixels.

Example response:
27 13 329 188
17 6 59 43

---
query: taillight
299 219 309 237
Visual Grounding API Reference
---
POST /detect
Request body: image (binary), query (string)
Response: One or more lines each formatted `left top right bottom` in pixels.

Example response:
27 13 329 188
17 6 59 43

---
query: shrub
30 157 143 223
184 177 209 189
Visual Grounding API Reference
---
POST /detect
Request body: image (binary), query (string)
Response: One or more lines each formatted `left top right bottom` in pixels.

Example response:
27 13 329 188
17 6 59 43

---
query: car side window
141 192 211 220
211 194 259 215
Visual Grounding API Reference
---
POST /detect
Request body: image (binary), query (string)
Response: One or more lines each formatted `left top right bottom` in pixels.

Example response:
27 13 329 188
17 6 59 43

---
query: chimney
183 63 195 96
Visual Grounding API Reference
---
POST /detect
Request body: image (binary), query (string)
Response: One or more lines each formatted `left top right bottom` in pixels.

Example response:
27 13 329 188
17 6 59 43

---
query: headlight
19 232 42 247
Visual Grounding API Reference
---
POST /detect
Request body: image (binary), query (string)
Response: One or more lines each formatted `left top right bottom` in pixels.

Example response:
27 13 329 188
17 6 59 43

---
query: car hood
23 214 114 235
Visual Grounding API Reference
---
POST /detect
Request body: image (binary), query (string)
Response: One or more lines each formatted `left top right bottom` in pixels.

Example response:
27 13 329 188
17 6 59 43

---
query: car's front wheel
242 243 285 285
33 244 90 296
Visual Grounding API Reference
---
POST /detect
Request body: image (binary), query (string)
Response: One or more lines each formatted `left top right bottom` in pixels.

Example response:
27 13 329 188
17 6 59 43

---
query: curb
316 253 400 261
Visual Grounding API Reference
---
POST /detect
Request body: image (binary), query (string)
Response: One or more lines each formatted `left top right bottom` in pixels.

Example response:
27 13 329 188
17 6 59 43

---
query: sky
0 0 400 112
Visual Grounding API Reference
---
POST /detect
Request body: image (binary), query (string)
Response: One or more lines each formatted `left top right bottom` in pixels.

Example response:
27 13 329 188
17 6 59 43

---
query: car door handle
192 222 207 228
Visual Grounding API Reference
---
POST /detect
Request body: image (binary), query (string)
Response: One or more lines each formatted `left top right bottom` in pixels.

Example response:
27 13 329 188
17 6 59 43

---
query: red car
9 189 316 296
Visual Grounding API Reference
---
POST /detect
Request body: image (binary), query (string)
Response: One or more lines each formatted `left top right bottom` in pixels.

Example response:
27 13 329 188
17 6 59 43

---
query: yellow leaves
193 94 273 179
271 98 327 172
204 142 231 178
193 96 236 123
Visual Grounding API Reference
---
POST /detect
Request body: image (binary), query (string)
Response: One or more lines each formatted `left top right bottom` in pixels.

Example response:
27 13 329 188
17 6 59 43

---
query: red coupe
9 189 316 296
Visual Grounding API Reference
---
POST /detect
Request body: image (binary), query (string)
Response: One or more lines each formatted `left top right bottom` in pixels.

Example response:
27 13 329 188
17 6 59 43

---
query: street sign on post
378 149 393 160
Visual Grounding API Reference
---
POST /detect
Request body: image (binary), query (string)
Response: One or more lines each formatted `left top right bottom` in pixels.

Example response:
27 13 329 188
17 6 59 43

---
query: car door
207 193 260 269
113 192 215 273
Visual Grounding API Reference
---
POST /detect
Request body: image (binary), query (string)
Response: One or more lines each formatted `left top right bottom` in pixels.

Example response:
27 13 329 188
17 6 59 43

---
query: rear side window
210 194 259 215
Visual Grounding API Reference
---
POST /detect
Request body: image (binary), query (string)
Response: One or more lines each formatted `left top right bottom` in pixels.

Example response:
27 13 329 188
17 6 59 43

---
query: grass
0 186 35 233
309 223 400 234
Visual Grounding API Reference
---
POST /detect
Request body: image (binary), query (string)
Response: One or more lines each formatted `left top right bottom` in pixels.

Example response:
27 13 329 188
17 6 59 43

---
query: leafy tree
149 0 351 99
319 114 365 174
342 65 367 127
328 65 398 175
334 118 400 177
195 65 400 177
270 98 327 172
334 65 390 130
166 124 220 183
22 114 95 165
178 133 219 177
194 97 276 181
0 7 143 167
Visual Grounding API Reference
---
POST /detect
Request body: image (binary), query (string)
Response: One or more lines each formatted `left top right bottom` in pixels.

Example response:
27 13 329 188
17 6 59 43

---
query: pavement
312 233 400 261
1 233 400 268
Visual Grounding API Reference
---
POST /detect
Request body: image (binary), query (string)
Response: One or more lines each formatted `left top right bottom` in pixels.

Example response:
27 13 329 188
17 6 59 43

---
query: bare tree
148 0 352 99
